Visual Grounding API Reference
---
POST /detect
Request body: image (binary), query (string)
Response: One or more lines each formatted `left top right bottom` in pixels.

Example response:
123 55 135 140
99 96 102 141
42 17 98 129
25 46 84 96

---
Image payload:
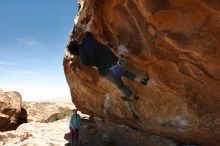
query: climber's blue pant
105 60 136 97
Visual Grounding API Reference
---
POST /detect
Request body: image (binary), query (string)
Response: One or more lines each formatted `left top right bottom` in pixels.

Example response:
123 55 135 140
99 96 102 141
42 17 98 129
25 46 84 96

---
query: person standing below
69 109 81 146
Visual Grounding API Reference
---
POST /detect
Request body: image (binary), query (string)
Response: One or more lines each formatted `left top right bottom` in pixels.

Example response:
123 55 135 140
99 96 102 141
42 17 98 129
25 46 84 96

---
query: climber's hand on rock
86 16 95 32
69 57 80 74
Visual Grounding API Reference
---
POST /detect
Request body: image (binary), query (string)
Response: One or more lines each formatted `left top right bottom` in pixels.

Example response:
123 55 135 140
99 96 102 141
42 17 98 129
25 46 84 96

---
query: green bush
58 106 72 117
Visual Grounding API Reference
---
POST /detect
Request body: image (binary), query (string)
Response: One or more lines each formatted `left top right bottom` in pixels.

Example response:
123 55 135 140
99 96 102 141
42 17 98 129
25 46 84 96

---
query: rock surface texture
64 0 220 145
0 89 22 131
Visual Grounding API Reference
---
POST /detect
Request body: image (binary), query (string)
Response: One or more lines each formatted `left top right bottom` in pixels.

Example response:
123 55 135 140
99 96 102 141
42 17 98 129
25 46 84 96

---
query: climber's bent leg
105 71 132 98
117 59 136 81
117 59 149 85
122 70 136 81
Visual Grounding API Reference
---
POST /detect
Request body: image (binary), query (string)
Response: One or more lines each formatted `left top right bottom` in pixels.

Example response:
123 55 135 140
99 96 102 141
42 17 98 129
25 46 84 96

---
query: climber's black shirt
79 32 118 76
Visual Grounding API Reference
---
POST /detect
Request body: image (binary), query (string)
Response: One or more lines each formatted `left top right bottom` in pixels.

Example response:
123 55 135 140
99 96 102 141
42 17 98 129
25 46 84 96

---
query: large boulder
0 89 22 131
64 0 220 145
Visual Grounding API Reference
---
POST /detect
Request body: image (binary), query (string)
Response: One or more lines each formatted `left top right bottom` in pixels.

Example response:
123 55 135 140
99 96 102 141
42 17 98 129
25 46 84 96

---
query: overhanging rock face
64 0 220 145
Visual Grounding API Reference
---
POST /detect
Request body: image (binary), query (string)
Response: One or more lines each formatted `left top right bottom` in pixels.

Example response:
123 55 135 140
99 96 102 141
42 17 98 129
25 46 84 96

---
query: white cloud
22 58 42 63
0 83 71 102
0 61 17 66
14 70 36 75
0 68 37 75
16 38 40 46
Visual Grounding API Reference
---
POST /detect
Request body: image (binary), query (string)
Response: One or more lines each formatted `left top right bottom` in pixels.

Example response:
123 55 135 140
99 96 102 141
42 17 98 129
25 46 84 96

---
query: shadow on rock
18 108 28 126
64 132 71 146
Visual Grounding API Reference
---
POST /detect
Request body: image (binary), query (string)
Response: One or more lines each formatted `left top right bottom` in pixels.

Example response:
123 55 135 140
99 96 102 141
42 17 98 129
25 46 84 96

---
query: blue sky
0 0 78 101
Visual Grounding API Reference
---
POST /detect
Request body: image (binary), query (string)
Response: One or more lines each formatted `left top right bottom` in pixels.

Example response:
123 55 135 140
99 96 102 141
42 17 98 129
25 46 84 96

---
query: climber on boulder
67 19 149 101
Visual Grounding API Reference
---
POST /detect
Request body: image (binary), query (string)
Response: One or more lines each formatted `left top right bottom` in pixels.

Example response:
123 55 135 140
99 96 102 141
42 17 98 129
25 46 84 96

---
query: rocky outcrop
0 102 78 146
0 89 22 131
64 0 220 145
21 102 76 122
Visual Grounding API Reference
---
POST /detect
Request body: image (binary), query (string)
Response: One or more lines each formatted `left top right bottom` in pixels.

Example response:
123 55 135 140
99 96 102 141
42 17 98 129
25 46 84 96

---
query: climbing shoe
120 96 132 101
140 74 149 85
